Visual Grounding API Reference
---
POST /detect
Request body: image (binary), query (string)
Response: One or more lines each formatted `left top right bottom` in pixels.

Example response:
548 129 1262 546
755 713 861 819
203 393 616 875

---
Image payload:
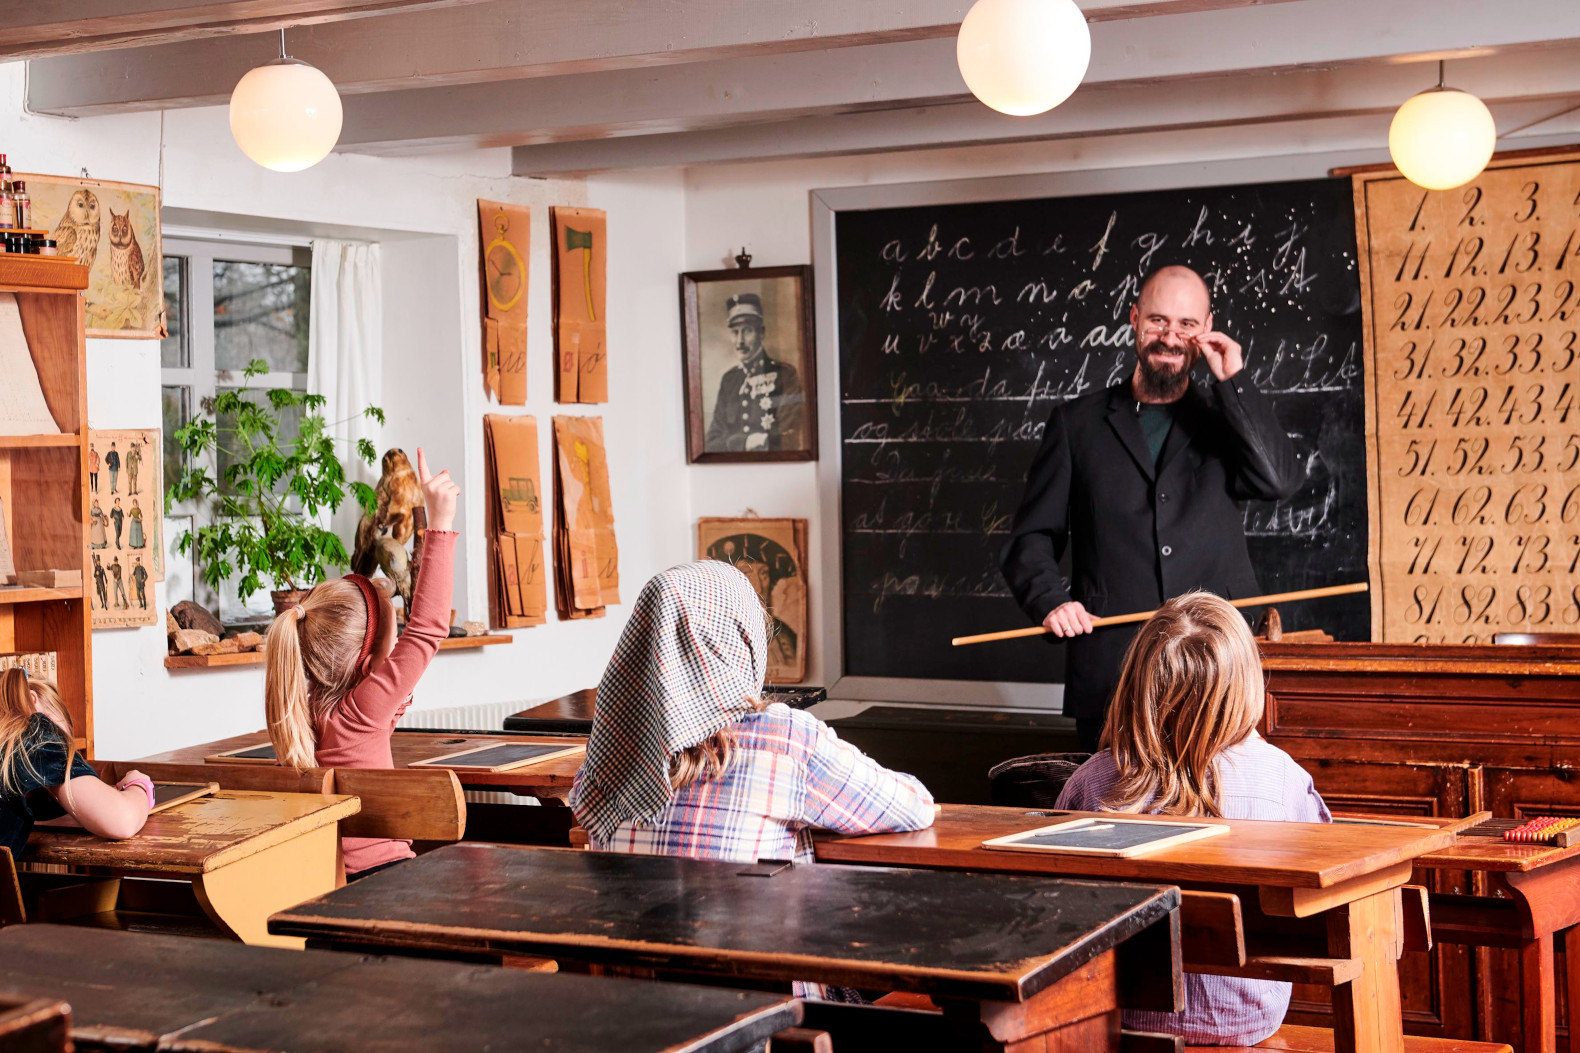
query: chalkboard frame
809 151 1384 709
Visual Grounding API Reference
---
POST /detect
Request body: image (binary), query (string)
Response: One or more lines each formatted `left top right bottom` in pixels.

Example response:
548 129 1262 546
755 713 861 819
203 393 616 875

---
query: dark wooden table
137 729 586 797
816 804 1459 1053
503 686 827 735
270 842 1181 1052
0 925 798 1053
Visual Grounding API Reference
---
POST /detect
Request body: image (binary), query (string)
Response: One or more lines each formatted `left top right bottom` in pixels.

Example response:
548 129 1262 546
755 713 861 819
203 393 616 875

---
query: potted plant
166 359 383 614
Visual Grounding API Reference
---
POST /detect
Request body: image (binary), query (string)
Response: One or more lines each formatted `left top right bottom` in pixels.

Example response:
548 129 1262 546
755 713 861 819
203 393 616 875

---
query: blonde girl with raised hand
264 447 460 881
1056 590 1331 1046
0 669 151 856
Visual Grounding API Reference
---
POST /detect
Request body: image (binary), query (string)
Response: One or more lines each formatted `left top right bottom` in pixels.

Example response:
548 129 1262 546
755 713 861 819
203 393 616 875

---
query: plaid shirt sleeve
797 714 935 835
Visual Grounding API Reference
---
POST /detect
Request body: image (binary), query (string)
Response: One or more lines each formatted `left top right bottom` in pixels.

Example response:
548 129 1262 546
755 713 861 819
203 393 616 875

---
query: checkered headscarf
574 560 769 841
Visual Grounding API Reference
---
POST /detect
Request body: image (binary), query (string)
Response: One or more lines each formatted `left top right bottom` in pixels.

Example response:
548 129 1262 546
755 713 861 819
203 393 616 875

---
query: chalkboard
412 741 584 771
206 743 277 763
983 817 1230 857
835 176 1370 683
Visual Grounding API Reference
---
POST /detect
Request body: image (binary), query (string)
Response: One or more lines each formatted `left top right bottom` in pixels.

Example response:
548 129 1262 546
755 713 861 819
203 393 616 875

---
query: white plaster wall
0 61 694 758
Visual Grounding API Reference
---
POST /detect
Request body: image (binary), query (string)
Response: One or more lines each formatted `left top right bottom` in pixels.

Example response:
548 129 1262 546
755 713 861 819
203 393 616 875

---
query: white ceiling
13 0 1580 175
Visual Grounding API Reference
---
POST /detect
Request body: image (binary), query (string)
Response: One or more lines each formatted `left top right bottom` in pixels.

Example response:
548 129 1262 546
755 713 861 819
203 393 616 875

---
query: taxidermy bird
51 189 102 270
352 448 423 611
107 208 147 289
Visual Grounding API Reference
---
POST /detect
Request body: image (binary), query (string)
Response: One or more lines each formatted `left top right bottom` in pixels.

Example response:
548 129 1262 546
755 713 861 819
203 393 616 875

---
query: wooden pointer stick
951 582 1369 647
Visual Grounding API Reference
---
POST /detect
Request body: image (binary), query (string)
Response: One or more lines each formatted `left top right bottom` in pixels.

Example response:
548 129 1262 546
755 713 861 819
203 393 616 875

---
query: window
161 238 312 620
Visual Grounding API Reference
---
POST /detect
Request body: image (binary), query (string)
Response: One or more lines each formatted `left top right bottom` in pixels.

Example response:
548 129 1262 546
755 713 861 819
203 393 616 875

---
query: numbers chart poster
1354 148 1580 643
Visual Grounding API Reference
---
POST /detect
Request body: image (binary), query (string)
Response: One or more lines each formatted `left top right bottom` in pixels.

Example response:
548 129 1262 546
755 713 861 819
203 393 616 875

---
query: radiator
400 699 550 806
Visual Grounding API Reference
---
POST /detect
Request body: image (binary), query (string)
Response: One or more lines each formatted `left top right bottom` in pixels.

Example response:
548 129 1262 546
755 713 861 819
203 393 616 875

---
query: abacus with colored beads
1503 817 1580 845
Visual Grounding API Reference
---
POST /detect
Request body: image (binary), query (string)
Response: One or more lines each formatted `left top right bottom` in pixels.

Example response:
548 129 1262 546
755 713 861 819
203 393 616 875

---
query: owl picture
51 188 102 270
108 207 147 289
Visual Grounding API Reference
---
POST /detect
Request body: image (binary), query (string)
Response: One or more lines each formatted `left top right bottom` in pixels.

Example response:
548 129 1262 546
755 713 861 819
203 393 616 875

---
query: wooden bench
1187 1023 1511 1052
94 759 467 842
0 995 70 1053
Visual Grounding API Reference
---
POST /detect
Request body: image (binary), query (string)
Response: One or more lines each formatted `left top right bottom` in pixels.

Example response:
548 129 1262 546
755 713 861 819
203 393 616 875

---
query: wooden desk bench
269 842 1182 1053
815 804 1456 1053
0 924 799 1053
21 789 358 948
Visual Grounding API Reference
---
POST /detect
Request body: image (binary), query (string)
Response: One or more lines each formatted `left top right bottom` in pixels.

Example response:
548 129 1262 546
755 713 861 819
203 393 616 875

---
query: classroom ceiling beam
23 0 1290 114
341 0 1580 156
506 47 1580 174
0 1 490 57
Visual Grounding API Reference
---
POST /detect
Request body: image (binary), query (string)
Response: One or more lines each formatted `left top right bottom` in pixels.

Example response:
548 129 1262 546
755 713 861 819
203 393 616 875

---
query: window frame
161 236 313 616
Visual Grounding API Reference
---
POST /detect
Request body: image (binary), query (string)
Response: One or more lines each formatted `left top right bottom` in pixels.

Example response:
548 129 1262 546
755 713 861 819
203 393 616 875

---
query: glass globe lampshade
1388 87 1496 191
229 58 343 172
956 0 1091 117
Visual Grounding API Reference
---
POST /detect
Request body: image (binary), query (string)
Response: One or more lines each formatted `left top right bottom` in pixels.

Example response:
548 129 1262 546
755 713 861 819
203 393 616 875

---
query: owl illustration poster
86 427 163 628
19 173 163 339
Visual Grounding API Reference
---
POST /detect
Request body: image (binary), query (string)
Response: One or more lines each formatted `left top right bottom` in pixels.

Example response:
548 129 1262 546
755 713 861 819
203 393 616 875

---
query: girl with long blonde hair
1057 590 1330 1045
0 669 151 855
263 448 459 880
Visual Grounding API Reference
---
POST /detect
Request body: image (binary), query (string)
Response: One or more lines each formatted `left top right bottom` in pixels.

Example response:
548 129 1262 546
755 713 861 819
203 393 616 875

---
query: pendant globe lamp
956 0 1091 117
1388 61 1496 191
229 29 343 172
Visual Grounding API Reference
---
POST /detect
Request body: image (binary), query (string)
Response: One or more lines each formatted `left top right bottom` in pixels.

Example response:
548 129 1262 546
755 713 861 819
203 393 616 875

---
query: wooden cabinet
1261 642 1580 1050
0 258 92 753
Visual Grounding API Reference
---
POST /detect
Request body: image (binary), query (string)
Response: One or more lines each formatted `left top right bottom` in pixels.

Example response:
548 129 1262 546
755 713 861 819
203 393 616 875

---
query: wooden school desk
22 789 358 948
137 729 586 799
0 925 800 1053
502 685 828 735
269 842 1183 1052
815 804 1457 1053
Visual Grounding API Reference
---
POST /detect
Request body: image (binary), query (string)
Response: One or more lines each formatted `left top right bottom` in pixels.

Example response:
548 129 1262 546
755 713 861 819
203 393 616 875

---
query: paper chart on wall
552 415 618 618
551 207 607 403
86 428 163 628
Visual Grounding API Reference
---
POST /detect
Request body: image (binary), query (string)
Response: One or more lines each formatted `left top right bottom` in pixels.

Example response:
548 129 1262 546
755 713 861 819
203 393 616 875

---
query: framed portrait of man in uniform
680 264 818 464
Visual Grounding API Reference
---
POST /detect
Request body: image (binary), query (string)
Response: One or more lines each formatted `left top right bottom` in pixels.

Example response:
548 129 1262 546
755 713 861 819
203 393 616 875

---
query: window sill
164 634 513 670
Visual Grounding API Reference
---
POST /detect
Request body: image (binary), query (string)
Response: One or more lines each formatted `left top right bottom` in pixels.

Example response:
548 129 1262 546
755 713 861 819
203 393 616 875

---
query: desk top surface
136 730 587 791
813 804 1456 890
1413 818 1580 873
0 925 797 1053
22 790 359 874
269 842 1178 1002
503 686 827 734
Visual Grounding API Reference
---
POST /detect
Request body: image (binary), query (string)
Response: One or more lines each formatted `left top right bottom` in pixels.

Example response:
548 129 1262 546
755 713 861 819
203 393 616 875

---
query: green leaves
165 367 385 603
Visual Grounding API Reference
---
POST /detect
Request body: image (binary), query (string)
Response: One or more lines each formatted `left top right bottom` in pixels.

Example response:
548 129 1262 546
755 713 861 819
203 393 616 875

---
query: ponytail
265 610 317 770
0 667 77 800
263 579 372 771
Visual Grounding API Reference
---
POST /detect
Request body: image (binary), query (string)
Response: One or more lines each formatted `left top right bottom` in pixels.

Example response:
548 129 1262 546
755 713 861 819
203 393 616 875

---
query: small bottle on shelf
14 180 30 230
0 174 16 233
0 154 12 194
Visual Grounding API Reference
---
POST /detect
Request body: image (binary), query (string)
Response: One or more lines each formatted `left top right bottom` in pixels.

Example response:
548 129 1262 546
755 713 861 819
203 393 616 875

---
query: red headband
343 574 381 666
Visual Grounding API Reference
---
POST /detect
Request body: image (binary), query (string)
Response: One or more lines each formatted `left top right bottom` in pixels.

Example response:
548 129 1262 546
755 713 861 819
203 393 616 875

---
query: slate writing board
983 817 1230 857
205 743 277 764
835 175 1370 683
44 782 217 828
411 742 585 772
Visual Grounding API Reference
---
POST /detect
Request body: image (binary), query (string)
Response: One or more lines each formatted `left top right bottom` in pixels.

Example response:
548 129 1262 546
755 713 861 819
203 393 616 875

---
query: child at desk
1 669 151 855
1056 591 1331 1046
571 560 935 868
263 448 460 881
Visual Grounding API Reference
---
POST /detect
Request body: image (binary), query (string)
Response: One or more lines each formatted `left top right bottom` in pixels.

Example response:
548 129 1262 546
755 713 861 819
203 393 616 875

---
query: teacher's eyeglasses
1139 321 1203 340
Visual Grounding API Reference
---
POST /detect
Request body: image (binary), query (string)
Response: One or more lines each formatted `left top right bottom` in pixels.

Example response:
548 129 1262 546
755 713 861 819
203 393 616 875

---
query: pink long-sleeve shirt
314 530 456 874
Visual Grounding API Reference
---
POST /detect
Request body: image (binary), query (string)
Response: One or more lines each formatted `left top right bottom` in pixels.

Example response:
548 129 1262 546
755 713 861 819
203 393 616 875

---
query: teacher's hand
1193 331 1244 382
1043 601 1094 637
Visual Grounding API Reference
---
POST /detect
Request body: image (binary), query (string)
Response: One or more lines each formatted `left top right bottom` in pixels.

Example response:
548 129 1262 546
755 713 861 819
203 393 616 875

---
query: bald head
1137 265 1211 315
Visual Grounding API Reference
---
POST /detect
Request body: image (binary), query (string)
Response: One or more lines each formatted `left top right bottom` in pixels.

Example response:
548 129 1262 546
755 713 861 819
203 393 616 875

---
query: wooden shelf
0 256 89 292
165 634 514 670
0 433 78 448
0 584 83 604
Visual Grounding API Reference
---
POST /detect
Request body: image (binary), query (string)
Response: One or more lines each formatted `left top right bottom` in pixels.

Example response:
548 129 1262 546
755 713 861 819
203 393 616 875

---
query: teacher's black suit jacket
1000 375 1302 719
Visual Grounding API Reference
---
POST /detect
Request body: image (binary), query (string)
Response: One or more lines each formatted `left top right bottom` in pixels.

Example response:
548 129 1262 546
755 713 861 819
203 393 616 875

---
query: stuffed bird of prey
352 448 423 611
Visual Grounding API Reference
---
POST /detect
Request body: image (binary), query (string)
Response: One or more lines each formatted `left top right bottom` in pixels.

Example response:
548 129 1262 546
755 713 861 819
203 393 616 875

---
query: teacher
1000 264 1301 751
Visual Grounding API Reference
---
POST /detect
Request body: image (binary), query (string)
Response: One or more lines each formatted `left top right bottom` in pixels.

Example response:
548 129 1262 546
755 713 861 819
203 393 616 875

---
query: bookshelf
0 257 92 753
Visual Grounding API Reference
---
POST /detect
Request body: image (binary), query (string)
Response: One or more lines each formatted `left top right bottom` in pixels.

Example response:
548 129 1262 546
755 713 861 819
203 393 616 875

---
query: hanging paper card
479 200 530 405
484 413 547 629
552 415 619 617
551 207 607 403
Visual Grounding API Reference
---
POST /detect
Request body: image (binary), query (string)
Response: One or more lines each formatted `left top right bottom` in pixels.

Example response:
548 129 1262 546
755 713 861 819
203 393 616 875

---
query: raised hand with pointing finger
416 447 460 533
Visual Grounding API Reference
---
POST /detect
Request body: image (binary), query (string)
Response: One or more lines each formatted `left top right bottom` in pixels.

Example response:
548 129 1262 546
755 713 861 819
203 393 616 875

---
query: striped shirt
575 703 936 864
1056 734 1331 1046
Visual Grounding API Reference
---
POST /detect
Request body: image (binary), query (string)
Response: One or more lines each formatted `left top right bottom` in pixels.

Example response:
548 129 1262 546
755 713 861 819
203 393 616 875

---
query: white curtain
307 239 383 548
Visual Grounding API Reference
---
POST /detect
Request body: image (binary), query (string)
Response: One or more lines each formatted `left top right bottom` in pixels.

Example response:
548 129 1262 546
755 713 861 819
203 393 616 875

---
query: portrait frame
17 172 164 339
680 264 818 464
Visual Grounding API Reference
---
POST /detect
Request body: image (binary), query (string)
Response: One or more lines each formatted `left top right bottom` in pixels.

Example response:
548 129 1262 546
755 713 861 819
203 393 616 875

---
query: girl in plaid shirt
1057 591 1331 1046
570 560 935 868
